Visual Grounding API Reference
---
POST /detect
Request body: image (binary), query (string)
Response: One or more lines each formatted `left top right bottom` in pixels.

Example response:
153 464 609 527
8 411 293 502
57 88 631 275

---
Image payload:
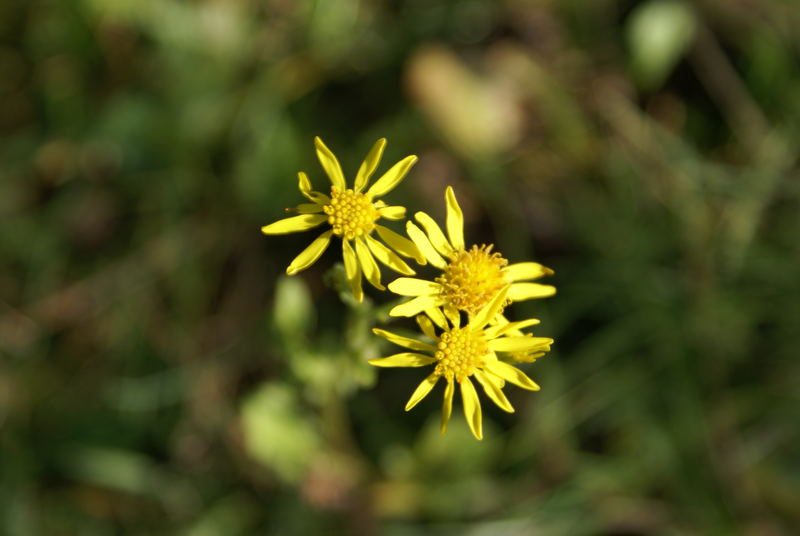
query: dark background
1 0 799 534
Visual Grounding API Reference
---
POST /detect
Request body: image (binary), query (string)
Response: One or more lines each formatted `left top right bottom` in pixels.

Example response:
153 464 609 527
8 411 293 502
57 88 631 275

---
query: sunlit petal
261 214 327 235
414 212 454 257
286 230 333 275
388 277 440 297
368 352 436 367
405 373 439 411
389 295 438 317
354 138 386 192
483 360 540 391
355 238 384 290
314 136 346 191
441 379 454 434
372 328 437 352
375 225 425 264
364 234 415 275
367 155 418 198
445 186 465 250
474 370 514 413
406 221 447 269
460 378 483 440
508 282 557 300
504 262 554 282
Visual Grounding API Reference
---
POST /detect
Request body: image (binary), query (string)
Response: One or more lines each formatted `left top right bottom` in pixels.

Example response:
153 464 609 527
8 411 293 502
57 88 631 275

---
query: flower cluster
262 137 556 440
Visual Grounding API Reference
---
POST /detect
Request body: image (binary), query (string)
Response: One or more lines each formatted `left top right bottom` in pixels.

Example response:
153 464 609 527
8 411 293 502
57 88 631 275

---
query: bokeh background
2 0 799 534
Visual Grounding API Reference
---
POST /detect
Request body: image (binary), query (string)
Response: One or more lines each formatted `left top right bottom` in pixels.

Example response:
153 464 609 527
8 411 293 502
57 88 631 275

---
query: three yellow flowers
262 137 556 440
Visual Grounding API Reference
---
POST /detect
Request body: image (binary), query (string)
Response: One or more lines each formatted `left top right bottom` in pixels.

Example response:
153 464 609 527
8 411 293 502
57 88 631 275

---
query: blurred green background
2 0 799 534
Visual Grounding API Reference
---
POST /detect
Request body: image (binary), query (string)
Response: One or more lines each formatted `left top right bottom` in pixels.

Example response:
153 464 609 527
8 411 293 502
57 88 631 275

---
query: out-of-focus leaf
273 275 314 343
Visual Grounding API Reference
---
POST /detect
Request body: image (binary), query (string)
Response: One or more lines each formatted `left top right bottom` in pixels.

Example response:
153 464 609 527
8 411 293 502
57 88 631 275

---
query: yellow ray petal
375 225 425 264
389 295 438 317
261 214 327 235
295 203 324 214
286 230 333 275
372 328 437 352
484 317 541 339
468 286 510 329
297 172 330 204
355 238 384 290
414 212 454 257
483 360 540 391
405 372 439 411
460 378 483 440
387 277 440 297
416 314 438 341
314 137 346 191
406 221 447 269
364 234 415 275
444 186 465 250
342 240 363 303
377 206 406 220
508 282 557 300
443 304 461 329
474 370 514 413
425 306 448 330
367 155 418 198
441 379 455 434
504 262 554 282
488 336 554 353
354 138 386 192
368 352 436 367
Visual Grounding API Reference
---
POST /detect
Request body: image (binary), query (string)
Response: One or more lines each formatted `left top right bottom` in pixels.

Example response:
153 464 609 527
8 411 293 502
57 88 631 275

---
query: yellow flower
369 287 552 440
261 137 426 302
387 184 555 316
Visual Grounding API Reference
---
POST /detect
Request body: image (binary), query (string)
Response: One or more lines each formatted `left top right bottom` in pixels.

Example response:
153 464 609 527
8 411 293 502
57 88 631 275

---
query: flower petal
416 314 438 341
355 238 384 290
295 203 324 214
387 277 440 297
354 138 386 192
460 378 483 440
504 262 554 282
488 336 553 353
508 282 557 300
368 352 436 367
364 234 415 275
261 214 327 235
389 295 438 317
444 186 465 251
377 206 406 220
441 379 454 434
372 328 437 352
484 317 541 339
468 286 510 329
286 230 333 275
405 372 439 411
443 304 461 329
474 370 514 413
406 221 447 269
342 240 363 303
367 155 418 198
375 225 425 264
483 360 540 391
298 172 330 204
414 212 454 257
425 306 448 330
314 137 346 191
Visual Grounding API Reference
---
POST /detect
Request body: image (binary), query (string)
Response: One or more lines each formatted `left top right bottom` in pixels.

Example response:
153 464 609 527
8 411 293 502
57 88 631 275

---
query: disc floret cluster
262 137 556 440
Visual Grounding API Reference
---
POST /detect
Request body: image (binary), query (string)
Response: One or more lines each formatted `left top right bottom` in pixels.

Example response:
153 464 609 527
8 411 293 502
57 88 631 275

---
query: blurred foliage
1 0 799 534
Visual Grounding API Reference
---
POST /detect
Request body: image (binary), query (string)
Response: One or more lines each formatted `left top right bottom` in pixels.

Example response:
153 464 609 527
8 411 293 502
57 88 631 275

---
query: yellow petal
508 283 557 300
364 234 415 275
297 172 330 204
368 352 435 367
474 370 514 413
342 240 363 302
375 225 425 264
468 286 510 329
443 304 460 329
261 214 327 235
460 378 483 440
377 206 406 220
483 360 540 391
354 138 386 192
424 306 448 330
504 262 554 282
372 328 437 352
286 230 333 275
488 336 554 353
441 379 454 434
314 137 346 191
484 317 541 339
387 277 440 297
355 238 384 290
406 221 447 269
444 186 465 250
389 295 438 317
416 315 438 341
367 155 418 198
405 372 439 411
296 203 323 214
414 212 454 257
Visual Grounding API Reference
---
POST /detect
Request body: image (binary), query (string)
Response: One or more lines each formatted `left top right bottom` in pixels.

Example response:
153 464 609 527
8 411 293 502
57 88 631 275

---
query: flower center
323 187 380 240
434 327 488 382
436 244 509 315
